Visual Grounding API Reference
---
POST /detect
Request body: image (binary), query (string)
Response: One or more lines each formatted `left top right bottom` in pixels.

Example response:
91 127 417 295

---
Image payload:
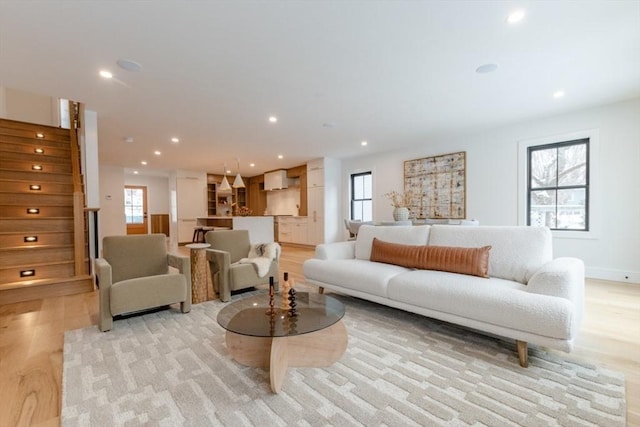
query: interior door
125 185 148 234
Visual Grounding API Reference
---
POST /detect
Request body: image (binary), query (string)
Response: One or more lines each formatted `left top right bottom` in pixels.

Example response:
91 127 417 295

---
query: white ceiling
1 1 639 177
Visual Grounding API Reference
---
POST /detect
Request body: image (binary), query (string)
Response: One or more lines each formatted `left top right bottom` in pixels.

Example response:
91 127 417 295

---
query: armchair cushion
110 274 188 316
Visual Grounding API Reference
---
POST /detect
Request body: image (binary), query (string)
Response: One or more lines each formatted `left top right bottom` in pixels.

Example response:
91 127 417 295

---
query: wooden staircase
0 116 94 305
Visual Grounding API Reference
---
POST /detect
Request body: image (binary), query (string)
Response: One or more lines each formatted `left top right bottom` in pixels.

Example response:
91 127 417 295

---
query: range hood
264 170 288 191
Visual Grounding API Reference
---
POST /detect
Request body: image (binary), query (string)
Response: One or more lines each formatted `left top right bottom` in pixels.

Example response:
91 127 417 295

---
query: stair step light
34 148 44 154
20 269 36 277
30 184 41 190
24 236 38 243
27 208 40 214
32 165 43 170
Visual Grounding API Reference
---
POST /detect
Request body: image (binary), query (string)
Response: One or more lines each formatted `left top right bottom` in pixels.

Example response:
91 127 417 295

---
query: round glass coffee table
217 291 348 393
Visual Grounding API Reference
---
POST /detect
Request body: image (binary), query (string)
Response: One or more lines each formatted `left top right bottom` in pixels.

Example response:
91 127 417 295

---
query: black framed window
527 138 589 231
351 172 372 221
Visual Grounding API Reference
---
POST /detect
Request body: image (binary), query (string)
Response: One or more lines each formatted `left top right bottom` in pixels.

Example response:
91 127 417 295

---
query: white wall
0 86 57 126
98 165 126 252
341 98 640 283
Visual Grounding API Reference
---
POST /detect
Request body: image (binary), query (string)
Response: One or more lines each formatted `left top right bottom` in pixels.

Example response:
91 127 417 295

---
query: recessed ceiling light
250 163 255 167
269 116 278 123
99 70 113 79
553 90 565 99
117 58 142 72
507 10 525 24
133 170 139 175
475 63 499 74
141 161 147 165
154 150 161 155
277 154 283 159
171 137 179 143
361 141 368 146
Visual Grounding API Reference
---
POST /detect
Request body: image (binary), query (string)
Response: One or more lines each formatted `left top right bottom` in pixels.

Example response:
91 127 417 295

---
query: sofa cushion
387 270 573 340
303 258 409 298
370 238 491 278
355 225 430 260
427 225 552 283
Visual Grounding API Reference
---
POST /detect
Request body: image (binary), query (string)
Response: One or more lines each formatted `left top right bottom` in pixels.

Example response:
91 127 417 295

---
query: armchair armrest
314 241 356 260
95 258 113 332
206 248 232 302
168 253 191 285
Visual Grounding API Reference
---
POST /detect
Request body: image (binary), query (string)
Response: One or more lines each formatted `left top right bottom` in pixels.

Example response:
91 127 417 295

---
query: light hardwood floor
0 245 638 426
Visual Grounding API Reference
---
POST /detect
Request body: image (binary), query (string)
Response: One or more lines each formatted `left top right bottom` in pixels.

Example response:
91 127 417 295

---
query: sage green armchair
95 234 191 332
205 229 279 302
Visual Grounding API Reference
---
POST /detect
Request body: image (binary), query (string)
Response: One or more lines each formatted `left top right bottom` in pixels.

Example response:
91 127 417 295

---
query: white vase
393 207 409 221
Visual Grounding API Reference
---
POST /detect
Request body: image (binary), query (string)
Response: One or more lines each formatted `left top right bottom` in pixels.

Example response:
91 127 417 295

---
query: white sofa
303 225 585 367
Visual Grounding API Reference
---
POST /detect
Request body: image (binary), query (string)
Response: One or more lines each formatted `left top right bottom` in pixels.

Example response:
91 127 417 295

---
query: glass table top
217 291 345 337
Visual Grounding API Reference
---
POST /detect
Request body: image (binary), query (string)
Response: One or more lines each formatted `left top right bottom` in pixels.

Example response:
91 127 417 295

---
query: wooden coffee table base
225 320 348 393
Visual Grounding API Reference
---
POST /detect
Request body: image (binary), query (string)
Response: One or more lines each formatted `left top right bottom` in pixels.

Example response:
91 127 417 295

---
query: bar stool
202 226 215 241
192 226 205 243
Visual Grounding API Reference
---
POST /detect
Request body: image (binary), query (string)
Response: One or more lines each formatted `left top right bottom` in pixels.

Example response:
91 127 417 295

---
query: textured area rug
62 292 626 426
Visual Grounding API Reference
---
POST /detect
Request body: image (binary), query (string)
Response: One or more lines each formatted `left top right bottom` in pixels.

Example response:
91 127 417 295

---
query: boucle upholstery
303 224 584 354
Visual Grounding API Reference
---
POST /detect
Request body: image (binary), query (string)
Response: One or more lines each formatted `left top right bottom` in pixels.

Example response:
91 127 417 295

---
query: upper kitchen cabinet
264 170 289 191
307 158 324 188
306 157 340 245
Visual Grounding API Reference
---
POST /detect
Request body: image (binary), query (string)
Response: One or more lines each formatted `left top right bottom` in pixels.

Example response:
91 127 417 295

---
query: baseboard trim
586 267 640 284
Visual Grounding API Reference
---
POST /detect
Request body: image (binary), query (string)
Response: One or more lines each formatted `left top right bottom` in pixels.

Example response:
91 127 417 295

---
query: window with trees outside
527 138 589 231
351 172 372 221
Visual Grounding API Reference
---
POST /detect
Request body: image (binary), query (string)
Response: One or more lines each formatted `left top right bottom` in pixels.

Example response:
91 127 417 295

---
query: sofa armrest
314 241 356 260
527 257 584 300
206 249 232 302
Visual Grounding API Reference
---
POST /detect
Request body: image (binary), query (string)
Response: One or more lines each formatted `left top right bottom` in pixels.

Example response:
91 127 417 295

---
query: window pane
530 190 556 228
530 148 557 188
352 201 363 221
353 176 364 199
557 188 586 229
363 174 372 198
362 200 372 222
124 188 144 224
558 144 587 186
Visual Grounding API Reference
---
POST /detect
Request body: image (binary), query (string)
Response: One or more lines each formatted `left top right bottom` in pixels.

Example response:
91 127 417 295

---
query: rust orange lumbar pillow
370 238 491 278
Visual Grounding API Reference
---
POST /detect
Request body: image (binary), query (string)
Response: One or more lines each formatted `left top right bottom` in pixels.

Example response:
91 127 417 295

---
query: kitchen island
196 216 274 244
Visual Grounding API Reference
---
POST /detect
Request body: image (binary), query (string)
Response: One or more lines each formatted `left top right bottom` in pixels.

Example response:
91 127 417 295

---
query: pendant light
219 163 231 192
232 158 245 188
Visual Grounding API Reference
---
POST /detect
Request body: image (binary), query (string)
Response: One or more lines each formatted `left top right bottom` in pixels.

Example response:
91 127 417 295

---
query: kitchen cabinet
206 174 249 216
305 157 340 245
278 217 308 245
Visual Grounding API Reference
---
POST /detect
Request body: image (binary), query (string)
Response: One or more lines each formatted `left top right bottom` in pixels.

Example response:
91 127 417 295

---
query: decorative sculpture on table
288 287 297 318
266 276 275 315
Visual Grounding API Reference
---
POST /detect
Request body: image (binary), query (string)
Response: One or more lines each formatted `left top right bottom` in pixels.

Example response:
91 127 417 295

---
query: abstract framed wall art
404 151 466 219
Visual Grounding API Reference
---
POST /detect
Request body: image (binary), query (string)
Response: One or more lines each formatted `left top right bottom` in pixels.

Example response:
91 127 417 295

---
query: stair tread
0 259 75 270
0 244 74 251
0 275 93 291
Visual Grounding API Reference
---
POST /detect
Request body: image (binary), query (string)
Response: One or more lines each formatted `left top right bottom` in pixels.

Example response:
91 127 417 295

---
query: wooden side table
185 243 211 304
